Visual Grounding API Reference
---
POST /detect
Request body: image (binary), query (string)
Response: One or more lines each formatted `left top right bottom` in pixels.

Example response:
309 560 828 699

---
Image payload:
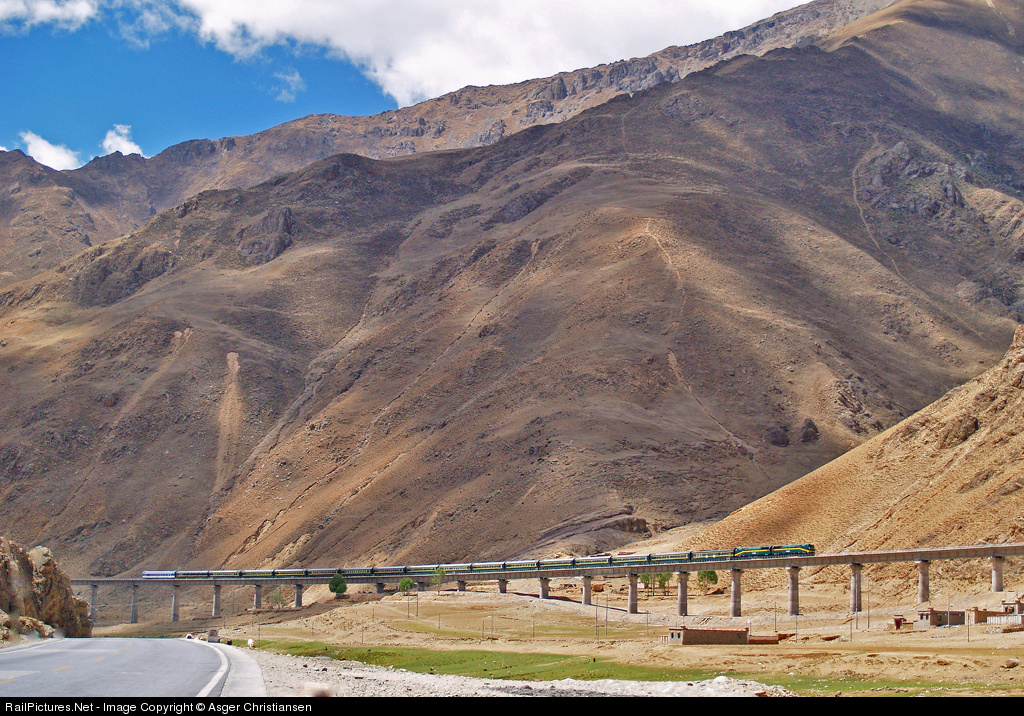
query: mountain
0 0 900 291
684 324 1024 589
1 0 1023 575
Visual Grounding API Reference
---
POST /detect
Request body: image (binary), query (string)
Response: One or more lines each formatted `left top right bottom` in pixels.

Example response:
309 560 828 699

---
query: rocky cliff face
271 0 903 163
0 537 91 639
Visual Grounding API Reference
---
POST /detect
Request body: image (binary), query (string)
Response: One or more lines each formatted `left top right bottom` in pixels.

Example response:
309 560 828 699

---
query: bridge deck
70 542 1024 586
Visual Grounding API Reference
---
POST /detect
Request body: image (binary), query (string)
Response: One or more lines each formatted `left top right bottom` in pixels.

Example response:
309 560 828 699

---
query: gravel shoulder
244 648 793 697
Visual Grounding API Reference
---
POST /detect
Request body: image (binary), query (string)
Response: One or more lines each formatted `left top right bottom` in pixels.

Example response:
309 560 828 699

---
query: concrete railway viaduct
72 542 1024 625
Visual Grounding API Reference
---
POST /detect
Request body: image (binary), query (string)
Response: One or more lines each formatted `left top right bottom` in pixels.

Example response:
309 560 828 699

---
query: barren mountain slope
0 0 900 290
0 0 1022 574
683 325 1024 592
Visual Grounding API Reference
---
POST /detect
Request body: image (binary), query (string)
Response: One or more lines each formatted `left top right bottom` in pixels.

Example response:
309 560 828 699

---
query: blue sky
1 18 393 166
1 1 804 169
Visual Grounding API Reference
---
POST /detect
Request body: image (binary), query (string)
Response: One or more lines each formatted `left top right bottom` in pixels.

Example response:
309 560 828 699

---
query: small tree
655 572 671 595
268 588 285 609
697 570 718 594
329 573 347 599
433 567 447 593
399 577 415 593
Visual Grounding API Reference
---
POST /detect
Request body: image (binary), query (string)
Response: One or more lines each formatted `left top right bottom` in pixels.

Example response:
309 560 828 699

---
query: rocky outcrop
69 243 176 307
858 137 1024 321
238 206 294 265
488 167 593 225
0 537 91 640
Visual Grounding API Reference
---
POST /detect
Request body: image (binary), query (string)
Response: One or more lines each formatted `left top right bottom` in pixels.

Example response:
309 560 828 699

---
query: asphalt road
0 637 265 697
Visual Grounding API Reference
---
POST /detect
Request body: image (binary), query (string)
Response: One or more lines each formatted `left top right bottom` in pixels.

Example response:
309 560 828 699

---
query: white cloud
0 145 8 152
112 0 194 48
101 124 143 156
145 0 803 106
272 69 306 103
8 1 804 107
0 0 98 29
19 131 82 170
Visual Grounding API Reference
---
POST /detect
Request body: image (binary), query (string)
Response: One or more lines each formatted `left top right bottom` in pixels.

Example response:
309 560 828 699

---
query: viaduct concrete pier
677 571 689 616
73 542 1024 624
73 578 308 624
787 566 800 616
730 570 743 618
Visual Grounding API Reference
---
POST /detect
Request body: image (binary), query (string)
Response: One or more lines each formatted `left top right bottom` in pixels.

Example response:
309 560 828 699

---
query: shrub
655 572 671 594
696 570 718 593
329 573 347 597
